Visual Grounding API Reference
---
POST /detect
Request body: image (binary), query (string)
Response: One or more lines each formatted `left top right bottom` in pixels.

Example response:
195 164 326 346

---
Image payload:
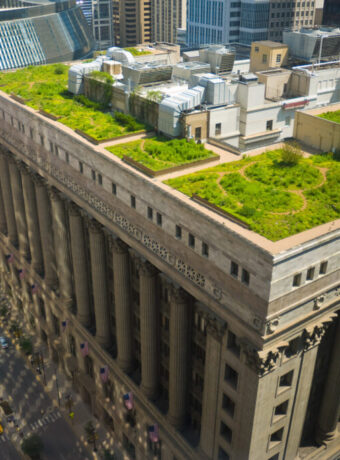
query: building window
220 421 232 444
30 128 34 139
242 269 250 285
230 261 238 277
98 174 103 185
49 141 54 154
255 46 259 52
292 273 301 287
215 123 222 135
225 364 238 389
270 427 284 445
79 161 83 173
147 206 153 220
156 212 162 226
131 195 136 208
195 127 201 140
222 394 235 417
65 152 69 163
262 54 268 63
69 335 76 357
279 370 293 388
306 267 315 280
218 447 230 460
39 135 44 146
268 454 279 460
319 261 328 275
202 242 209 257
274 400 289 417
55 145 59 156
266 120 273 131
175 225 182 239
91 169 96 181
227 331 240 357
112 183 117 195
276 54 281 63
188 233 195 248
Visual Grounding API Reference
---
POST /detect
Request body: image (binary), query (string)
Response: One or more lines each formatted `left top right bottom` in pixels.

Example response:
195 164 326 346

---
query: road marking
38 420 43 427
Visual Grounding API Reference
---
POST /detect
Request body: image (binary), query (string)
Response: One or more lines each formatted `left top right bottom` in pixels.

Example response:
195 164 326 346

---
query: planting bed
319 110 340 124
165 149 340 241
106 137 218 172
0 64 145 141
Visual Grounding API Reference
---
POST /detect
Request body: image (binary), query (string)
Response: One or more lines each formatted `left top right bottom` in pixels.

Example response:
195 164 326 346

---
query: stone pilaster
21 168 43 274
139 260 159 399
34 178 58 288
0 185 7 235
49 188 73 304
316 316 340 444
200 319 225 456
0 154 18 245
88 220 111 348
112 238 133 373
8 161 29 258
68 204 91 327
168 286 190 428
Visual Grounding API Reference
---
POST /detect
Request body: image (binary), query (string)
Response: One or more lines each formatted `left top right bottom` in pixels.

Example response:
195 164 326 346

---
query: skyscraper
322 0 340 26
187 0 318 47
152 0 187 43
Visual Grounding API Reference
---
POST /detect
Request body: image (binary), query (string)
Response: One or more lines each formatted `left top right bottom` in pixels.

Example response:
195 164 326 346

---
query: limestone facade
0 92 339 460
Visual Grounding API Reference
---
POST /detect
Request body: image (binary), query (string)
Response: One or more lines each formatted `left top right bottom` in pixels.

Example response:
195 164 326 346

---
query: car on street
0 337 8 349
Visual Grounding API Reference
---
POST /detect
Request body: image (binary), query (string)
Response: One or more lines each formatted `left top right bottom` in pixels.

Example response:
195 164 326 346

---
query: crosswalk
0 433 10 443
26 408 62 434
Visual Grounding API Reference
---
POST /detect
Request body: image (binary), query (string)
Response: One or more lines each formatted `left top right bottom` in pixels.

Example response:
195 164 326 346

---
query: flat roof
253 41 288 49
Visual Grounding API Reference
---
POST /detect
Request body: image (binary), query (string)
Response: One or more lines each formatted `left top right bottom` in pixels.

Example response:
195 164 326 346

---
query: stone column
112 238 133 373
68 204 91 327
88 220 111 348
168 287 190 428
49 188 73 305
0 154 18 245
316 317 340 444
0 186 7 236
200 321 224 456
21 168 43 274
139 261 159 399
8 161 29 258
34 179 58 288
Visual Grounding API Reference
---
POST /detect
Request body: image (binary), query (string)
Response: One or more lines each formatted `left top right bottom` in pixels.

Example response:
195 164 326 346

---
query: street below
0 327 90 460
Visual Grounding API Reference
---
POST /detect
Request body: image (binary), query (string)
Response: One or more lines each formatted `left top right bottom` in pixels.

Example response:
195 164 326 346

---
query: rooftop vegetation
0 64 145 141
165 148 340 241
106 137 217 171
319 110 340 124
124 47 152 56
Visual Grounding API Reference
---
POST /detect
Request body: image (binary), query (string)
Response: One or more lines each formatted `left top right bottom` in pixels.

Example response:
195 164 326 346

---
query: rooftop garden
106 137 218 172
124 47 152 56
319 110 340 124
0 64 145 141
165 146 340 241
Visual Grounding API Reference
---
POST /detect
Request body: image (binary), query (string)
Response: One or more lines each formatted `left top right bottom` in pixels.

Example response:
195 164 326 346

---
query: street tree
21 433 43 459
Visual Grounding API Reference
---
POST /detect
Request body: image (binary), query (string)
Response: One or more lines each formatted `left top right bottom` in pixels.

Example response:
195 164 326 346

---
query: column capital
87 218 103 234
302 324 328 351
67 201 81 217
206 316 226 342
110 237 129 254
48 186 63 201
241 341 280 376
138 260 158 278
169 286 188 304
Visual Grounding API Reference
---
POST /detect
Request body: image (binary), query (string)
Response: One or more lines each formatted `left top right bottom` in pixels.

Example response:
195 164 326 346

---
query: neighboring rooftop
319 109 340 124
254 41 288 49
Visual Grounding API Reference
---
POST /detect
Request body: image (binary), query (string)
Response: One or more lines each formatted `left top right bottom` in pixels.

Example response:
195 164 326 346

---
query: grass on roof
106 137 217 171
124 47 152 56
0 64 145 141
164 149 340 241
319 110 340 124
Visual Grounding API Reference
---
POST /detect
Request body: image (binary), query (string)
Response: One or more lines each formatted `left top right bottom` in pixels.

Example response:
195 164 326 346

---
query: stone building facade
0 90 339 460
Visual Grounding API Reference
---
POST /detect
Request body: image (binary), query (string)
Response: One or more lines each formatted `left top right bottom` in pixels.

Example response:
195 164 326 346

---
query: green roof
0 64 145 141
164 149 340 241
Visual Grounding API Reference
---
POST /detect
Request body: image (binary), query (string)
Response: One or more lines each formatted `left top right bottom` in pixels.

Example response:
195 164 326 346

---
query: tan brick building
0 90 339 460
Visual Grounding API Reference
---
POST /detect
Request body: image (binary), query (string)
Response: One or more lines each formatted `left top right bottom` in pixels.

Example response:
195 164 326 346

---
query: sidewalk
0 301 122 460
